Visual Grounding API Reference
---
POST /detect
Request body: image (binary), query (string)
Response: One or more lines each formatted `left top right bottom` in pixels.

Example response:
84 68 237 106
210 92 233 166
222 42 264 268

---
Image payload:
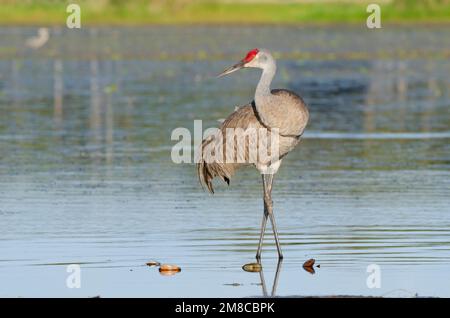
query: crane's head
217 48 273 78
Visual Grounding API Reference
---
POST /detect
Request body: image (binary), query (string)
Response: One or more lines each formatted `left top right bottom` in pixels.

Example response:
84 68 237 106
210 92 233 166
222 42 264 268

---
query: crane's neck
255 59 276 100
254 56 279 130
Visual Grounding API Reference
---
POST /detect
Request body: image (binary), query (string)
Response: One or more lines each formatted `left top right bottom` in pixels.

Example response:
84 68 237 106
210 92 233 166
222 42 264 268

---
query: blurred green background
0 0 449 25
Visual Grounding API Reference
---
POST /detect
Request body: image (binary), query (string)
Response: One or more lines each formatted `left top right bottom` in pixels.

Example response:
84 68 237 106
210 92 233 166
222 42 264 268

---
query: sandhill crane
25 27 49 49
197 49 309 259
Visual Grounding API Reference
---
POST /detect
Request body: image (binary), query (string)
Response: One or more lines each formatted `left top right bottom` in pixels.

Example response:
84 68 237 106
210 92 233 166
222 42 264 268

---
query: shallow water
0 26 449 297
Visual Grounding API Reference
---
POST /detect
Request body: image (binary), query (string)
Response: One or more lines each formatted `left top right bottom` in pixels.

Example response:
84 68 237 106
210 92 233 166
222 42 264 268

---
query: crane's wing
197 103 263 193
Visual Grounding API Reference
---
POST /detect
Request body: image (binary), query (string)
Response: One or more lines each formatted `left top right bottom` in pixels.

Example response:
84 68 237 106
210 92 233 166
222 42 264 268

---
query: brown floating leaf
159 264 181 275
242 263 262 273
146 261 161 267
303 258 316 274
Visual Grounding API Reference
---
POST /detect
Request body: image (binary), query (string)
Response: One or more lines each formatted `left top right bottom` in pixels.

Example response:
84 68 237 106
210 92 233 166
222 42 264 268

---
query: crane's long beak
217 60 246 78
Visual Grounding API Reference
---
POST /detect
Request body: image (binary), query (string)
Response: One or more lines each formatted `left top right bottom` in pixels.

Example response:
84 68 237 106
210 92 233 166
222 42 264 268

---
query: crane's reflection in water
245 259 316 297
242 259 283 297
257 259 283 297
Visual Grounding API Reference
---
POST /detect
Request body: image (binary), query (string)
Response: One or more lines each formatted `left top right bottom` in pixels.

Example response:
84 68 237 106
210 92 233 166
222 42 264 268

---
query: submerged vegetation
0 0 449 25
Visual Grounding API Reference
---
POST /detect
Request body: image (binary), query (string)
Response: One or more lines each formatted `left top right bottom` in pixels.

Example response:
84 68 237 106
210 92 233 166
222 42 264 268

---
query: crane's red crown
243 48 259 63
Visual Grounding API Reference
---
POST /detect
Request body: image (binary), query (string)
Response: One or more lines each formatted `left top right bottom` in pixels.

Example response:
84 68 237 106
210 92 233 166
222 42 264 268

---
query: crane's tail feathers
196 138 234 194
197 159 234 194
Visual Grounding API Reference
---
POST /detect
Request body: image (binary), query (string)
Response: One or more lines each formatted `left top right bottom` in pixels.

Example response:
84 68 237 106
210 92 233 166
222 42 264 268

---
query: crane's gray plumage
197 49 309 259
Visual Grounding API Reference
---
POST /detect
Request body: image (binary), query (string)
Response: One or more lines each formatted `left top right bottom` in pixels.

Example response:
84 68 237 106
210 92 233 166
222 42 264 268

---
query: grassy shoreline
0 1 449 25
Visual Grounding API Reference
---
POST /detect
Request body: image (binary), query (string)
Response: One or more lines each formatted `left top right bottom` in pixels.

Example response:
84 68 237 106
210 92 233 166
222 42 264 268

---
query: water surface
0 25 449 297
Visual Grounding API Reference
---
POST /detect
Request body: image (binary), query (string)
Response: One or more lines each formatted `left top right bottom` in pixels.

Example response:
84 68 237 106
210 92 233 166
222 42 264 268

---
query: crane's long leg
267 204 283 259
256 174 271 259
256 213 268 260
265 173 283 259
257 173 283 259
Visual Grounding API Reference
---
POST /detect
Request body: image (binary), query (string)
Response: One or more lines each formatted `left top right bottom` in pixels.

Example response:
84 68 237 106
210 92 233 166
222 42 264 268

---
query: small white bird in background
26 27 50 49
